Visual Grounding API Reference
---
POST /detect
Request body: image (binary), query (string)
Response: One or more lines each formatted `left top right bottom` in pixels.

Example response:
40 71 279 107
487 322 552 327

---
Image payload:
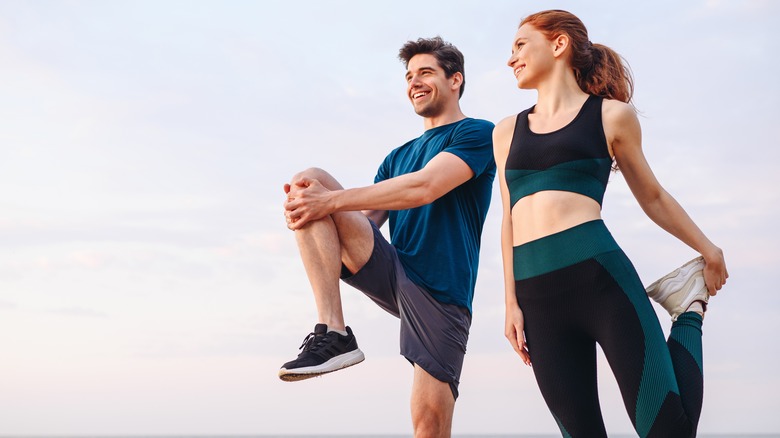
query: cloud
47 306 109 318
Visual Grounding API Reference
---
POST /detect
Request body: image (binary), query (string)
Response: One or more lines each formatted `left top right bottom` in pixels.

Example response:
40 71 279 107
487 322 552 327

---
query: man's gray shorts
341 221 471 399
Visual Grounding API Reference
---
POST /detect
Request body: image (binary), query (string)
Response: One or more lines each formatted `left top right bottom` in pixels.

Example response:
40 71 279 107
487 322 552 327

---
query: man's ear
451 71 464 92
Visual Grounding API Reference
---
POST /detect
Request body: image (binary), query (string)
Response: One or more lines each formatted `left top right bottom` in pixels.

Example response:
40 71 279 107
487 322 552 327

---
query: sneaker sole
278 349 365 382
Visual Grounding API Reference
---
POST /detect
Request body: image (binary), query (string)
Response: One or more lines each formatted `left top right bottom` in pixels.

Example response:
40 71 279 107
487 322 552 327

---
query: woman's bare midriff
511 191 603 246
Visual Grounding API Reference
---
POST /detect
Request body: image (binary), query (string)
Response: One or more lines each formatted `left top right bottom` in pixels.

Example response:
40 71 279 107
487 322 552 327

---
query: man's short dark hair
398 36 465 98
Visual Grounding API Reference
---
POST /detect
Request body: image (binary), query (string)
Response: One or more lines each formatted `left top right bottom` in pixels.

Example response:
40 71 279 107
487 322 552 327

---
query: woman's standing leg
517 264 609 437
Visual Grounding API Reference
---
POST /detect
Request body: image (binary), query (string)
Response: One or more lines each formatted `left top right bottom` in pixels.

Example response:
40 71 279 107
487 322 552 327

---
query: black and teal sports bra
505 94 613 208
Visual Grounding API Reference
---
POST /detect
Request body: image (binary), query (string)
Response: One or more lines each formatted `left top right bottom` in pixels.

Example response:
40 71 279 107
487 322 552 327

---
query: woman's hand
506 303 531 366
702 246 728 296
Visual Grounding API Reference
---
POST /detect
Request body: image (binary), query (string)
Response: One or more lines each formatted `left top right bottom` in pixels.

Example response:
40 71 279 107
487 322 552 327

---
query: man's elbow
418 191 437 206
413 183 444 206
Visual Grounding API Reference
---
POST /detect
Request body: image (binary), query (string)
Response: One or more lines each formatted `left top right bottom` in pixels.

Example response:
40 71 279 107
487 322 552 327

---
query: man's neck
423 107 467 131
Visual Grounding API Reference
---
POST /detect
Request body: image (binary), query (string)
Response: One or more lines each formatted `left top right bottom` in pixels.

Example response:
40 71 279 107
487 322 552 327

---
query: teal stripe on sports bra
506 157 612 208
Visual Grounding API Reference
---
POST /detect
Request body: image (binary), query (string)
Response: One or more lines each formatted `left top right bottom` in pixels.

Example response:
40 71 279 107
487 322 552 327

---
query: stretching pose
493 10 728 438
281 37 495 437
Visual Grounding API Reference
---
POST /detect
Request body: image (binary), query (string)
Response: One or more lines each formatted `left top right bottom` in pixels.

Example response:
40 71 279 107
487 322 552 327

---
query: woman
493 9 728 438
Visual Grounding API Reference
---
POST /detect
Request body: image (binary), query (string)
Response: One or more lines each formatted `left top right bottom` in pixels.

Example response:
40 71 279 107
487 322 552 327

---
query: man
279 36 495 437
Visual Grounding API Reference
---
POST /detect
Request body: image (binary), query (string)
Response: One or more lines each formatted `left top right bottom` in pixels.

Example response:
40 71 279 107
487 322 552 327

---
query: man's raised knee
290 167 322 183
290 167 342 191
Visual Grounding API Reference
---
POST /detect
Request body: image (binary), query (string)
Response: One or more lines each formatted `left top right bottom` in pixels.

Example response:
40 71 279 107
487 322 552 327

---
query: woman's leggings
514 220 704 438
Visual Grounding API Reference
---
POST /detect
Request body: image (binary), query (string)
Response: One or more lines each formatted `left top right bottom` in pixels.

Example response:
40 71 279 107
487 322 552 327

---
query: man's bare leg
294 215 347 330
289 167 375 328
410 365 455 438
278 168 374 381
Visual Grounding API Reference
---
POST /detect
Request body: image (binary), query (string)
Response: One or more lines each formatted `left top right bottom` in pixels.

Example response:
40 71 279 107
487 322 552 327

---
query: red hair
521 10 634 103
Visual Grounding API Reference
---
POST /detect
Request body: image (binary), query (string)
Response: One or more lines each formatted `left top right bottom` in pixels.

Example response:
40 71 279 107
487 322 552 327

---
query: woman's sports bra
505 94 613 208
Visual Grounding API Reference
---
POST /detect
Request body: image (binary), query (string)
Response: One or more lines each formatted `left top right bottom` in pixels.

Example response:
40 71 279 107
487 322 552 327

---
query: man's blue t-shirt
375 118 495 313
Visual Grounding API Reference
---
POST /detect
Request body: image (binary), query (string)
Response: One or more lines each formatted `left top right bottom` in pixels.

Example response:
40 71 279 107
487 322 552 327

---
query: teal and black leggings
514 220 704 438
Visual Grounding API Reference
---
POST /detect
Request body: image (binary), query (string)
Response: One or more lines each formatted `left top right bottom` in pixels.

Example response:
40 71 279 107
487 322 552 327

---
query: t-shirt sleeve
374 154 390 184
444 119 495 177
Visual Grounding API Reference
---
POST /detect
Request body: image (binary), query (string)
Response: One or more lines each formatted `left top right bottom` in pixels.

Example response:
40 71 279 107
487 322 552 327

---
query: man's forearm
331 173 433 213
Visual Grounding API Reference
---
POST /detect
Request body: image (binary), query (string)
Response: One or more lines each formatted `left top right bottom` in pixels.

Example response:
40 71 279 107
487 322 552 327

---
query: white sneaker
645 257 708 321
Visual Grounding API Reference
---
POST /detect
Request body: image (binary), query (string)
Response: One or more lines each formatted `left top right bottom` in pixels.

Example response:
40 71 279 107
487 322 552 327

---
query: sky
0 0 778 435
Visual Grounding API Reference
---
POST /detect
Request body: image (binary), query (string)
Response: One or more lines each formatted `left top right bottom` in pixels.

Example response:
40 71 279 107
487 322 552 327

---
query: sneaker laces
299 331 330 352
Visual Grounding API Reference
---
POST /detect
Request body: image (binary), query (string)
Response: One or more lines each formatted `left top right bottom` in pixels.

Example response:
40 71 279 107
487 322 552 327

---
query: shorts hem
403 354 460 400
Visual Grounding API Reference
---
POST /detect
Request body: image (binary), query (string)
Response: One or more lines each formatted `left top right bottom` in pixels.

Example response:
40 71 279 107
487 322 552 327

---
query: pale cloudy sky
0 0 778 435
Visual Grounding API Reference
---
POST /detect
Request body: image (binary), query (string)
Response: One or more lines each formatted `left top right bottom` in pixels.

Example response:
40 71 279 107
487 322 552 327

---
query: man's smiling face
405 53 455 118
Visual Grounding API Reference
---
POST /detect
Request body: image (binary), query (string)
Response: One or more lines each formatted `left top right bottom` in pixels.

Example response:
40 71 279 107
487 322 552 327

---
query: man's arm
363 209 389 228
285 151 473 230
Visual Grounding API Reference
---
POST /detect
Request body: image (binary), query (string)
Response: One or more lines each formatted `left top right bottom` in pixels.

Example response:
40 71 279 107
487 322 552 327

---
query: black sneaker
278 323 365 382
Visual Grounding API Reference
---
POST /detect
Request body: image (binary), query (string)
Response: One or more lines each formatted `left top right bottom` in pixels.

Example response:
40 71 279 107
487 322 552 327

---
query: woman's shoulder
493 114 519 145
495 114 518 131
601 98 636 121
600 98 641 152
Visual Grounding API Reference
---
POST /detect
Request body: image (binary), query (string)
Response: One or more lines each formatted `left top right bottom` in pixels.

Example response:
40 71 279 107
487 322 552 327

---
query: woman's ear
552 34 570 58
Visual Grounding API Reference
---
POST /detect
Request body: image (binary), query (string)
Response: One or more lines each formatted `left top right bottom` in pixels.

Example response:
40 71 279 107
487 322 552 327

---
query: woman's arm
494 116 531 365
605 100 728 294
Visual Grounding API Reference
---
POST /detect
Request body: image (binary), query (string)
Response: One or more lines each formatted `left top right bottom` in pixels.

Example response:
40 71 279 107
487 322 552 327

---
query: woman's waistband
513 219 619 281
